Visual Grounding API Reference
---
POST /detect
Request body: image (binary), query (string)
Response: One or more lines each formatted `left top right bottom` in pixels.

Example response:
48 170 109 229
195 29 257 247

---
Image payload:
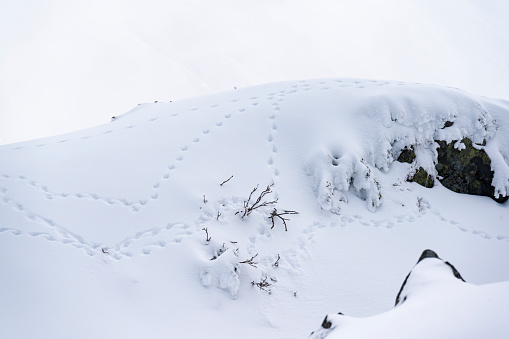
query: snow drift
309 249 509 339
1 78 508 338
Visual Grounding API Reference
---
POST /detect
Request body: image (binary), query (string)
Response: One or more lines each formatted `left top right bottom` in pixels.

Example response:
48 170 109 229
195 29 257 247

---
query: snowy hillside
1 78 508 338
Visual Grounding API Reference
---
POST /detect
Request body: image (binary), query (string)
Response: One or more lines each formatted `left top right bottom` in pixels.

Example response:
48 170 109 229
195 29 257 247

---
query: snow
0 78 508 338
309 251 509 339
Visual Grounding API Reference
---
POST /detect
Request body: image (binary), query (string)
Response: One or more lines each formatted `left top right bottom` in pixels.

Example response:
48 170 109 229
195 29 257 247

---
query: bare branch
251 277 272 294
220 175 234 186
202 227 211 242
239 253 259 268
269 208 299 231
273 254 280 267
239 184 278 218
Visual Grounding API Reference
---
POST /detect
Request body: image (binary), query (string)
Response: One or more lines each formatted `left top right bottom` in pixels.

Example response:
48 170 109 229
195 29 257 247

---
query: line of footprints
3 80 507 258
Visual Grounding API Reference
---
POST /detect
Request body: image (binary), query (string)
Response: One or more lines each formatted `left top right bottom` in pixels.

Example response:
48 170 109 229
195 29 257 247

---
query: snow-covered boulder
309 249 509 339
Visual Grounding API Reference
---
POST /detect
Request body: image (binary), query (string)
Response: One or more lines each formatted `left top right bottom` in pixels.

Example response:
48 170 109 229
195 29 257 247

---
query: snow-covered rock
309 249 509 339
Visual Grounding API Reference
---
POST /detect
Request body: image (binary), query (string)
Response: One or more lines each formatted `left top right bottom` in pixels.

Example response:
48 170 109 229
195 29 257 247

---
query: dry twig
236 184 278 218
202 227 211 242
220 175 234 186
269 208 299 231
273 254 281 267
239 253 259 268
251 277 272 293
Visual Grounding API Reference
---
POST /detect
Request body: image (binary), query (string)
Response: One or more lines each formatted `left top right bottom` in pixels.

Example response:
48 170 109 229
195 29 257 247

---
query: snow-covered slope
309 249 509 339
1 78 508 338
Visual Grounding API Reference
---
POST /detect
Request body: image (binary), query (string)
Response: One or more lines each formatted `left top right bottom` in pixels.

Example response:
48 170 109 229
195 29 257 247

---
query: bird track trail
1 80 506 261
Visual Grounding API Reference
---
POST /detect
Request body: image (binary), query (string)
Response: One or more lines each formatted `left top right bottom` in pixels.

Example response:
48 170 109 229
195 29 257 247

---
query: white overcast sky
1 0 508 145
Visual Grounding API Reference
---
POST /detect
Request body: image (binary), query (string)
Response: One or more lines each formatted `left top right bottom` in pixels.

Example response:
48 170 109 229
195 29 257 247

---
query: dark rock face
398 147 416 164
397 139 508 203
417 249 440 262
412 167 434 188
321 316 332 329
397 148 434 188
436 138 507 203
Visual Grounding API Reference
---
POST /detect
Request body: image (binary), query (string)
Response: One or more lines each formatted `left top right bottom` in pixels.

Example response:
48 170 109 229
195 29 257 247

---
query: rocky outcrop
397 147 434 188
397 139 508 203
435 138 507 202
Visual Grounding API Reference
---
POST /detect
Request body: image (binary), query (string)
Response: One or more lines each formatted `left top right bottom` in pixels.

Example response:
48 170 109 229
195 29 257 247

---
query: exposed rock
411 167 434 188
397 147 416 164
442 121 454 129
436 138 507 203
397 139 508 202
397 148 434 188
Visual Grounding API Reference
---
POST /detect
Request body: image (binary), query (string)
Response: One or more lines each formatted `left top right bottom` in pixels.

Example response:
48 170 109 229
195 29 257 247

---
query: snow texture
0 78 508 338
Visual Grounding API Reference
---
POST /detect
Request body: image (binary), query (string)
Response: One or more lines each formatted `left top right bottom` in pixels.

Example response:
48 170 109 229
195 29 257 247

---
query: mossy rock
397 147 416 164
411 167 434 188
397 147 433 188
435 138 507 202
397 138 508 203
